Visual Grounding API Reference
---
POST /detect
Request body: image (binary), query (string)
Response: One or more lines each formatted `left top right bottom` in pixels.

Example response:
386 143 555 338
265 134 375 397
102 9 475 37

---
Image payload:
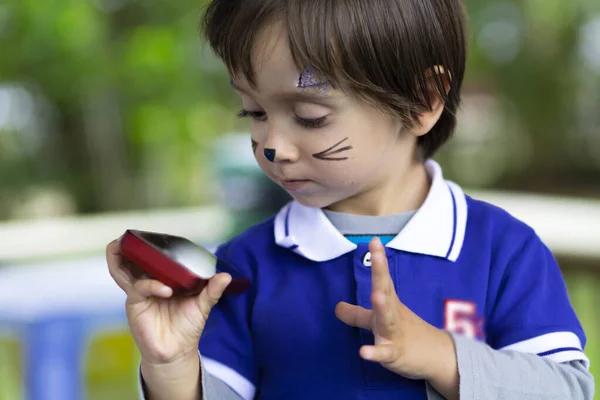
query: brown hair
201 0 467 159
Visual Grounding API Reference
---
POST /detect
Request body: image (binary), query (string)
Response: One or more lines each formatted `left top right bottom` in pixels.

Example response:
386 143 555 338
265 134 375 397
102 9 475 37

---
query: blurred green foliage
0 0 598 220
565 270 600 390
442 0 600 194
0 0 246 218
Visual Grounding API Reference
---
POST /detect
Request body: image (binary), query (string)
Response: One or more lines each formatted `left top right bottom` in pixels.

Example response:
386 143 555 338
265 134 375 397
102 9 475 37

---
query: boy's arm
426 232 594 399
137 238 257 400
426 333 594 400
138 352 243 400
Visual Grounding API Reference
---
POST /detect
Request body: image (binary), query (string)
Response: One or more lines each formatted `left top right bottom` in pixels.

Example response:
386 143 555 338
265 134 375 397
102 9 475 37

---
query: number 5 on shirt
444 300 481 340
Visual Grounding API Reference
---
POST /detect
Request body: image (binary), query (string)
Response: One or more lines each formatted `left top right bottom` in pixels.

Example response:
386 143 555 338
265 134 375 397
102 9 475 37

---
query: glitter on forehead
297 67 330 96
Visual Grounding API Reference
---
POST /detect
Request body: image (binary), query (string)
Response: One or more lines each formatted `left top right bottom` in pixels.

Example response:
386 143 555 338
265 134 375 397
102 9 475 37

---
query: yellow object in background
0 336 23 400
84 330 140 400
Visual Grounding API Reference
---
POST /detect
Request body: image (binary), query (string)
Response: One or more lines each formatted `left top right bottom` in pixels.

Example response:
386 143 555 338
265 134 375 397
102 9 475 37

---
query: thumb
197 273 232 320
335 302 374 331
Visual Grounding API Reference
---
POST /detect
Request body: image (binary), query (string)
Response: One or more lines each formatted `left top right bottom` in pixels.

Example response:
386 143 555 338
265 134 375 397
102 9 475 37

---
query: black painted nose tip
264 148 276 162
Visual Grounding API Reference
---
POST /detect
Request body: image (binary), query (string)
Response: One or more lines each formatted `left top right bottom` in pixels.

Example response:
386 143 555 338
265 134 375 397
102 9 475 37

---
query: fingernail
160 286 172 295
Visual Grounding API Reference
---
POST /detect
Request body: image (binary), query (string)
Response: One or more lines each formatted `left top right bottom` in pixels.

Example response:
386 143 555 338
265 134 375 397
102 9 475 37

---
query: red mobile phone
120 229 250 296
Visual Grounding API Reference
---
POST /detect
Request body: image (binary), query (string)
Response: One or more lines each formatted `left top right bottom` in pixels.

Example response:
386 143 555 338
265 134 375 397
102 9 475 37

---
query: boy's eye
238 110 267 121
296 116 327 129
238 110 327 129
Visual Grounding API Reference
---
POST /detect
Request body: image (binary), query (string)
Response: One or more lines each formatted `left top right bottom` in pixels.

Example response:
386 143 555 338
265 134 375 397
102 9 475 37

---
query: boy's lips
281 179 311 191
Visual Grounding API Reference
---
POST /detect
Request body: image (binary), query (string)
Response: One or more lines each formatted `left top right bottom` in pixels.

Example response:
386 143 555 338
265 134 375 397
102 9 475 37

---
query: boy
106 0 595 399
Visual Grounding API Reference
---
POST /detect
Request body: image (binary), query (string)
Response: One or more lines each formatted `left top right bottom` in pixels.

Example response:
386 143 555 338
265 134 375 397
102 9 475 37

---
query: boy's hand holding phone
106 230 250 400
335 238 459 400
106 237 232 365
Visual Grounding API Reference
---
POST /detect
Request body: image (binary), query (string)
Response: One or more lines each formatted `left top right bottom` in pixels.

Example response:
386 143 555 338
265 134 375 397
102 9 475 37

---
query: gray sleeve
426 334 595 400
201 360 245 400
138 354 243 400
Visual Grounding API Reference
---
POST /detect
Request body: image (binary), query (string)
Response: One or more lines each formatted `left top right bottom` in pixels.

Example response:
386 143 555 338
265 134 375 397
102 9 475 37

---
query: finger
197 273 232 320
106 239 135 292
360 344 398 364
124 259 151 280
335 302 373 330
372 291 399 336
369 238 395 297
127 279 173 304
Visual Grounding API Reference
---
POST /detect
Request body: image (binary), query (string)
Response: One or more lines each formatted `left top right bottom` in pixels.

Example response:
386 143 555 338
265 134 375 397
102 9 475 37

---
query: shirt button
362 252 372 267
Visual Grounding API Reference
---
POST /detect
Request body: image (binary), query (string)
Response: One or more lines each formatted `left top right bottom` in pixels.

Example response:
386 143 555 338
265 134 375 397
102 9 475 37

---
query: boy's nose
262 131 299 163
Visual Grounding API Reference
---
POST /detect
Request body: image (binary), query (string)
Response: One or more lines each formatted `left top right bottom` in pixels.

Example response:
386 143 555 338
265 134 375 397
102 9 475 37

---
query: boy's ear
409 66 451 137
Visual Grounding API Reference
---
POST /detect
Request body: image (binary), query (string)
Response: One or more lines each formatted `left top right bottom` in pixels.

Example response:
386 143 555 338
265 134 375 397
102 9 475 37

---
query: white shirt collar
274 160 468 262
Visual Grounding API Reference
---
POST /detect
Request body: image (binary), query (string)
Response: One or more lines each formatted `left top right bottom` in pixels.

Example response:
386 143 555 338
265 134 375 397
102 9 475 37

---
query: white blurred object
10 186 77 220
213 132 275 211
469 190 600 260
476 3 524 65
580 17 600 73
0 205 232 263
0 255 124 322
0 84 36 133
213 132 261 171
453 93 531 187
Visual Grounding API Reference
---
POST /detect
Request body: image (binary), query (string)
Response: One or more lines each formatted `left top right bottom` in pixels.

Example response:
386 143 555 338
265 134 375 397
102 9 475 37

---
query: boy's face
232 22 426 213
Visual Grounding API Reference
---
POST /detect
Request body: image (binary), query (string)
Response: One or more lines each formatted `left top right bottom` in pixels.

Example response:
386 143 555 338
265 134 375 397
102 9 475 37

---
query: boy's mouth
281 179 311 191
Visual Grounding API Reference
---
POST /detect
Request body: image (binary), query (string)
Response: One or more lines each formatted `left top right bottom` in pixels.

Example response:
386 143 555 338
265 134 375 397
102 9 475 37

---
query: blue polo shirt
199 160 588 400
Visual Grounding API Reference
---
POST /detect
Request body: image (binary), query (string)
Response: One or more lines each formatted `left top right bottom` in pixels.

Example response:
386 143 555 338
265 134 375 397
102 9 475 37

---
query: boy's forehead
230 74 335 103
297 68 329 89
251 21 297 78
244 23 330 89
231 67 329 92
230 21 334 99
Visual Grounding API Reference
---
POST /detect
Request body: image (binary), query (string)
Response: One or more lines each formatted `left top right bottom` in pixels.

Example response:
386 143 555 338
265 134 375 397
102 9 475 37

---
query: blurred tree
441 0 600 196
0 0 244 218
0 0 599 221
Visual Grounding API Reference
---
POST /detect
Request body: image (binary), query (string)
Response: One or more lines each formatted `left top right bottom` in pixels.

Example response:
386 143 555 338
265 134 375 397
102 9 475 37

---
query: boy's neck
325 160 430 216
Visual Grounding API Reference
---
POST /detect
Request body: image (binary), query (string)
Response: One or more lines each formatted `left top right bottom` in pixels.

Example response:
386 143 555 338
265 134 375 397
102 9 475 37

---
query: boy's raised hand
106 238 232 366
335 238 459 395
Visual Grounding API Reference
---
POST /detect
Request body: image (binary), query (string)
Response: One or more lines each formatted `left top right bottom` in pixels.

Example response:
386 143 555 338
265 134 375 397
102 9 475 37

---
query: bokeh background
0 0 598 399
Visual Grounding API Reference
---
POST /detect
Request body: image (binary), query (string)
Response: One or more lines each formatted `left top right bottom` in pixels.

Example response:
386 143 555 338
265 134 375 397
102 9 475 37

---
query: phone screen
135 231 246 281
136 231 217 278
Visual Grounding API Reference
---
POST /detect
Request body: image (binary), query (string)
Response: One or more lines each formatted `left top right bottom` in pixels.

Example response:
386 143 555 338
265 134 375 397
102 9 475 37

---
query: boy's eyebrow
231 82 339 104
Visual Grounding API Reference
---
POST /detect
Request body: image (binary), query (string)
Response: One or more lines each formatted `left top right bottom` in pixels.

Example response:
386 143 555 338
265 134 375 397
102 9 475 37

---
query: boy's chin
288 193 337 210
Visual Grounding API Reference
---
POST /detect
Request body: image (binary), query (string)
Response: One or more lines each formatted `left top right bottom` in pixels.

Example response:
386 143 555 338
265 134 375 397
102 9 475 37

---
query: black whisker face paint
251 139 258 154
298 67 330 96
313 138 353 161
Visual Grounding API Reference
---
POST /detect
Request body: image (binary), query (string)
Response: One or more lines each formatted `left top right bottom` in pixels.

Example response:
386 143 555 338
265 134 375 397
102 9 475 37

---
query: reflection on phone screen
137 232 218 278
